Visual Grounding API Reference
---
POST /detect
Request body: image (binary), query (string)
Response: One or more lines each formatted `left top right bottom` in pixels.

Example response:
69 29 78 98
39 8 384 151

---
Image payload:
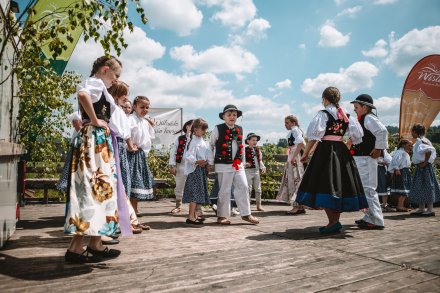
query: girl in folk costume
123 100 132 116
296 87 367 234
169 119 193 214
351 94 388 230
276 115 306 215
388 139 413 212
127 96 155 215
182 118 214 225
64 56 130 263
245 133 266 211
376 149 392 211
108 82 149 233
210 105 260 225
409 124 440 217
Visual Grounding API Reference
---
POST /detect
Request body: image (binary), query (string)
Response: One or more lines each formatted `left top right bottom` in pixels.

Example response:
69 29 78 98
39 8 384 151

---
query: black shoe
186 219 203 225
115 227 121 235
86 246 121 258
65 250 103 263
102 239 120 245
420 211 435 217
357 221 385 230
355 219 366 225
110 234 119 239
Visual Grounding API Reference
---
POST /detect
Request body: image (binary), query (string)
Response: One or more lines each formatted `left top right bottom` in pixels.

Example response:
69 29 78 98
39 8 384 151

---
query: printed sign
149 108 182 146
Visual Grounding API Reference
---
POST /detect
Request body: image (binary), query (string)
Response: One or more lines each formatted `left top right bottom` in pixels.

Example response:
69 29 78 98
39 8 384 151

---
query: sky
36 0 440 142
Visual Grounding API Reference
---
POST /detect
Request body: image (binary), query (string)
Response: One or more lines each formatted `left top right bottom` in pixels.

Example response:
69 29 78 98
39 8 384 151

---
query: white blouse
412 137 436 164
210 125 246 172
184 136 214 176
306 105 363 144
169 133 191 166
388 148 411 172
363 114 388 150
128 113 155 154
77 77 117 115
109 106 131 140
288 126 305 145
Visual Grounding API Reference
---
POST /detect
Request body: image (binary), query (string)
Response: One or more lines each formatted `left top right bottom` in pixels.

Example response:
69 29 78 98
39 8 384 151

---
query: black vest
351 114 376 156
80 93 111 123
175 135 187 164
287 132 296 146
214 123 243 164
245 146 261 169
322 110 349 137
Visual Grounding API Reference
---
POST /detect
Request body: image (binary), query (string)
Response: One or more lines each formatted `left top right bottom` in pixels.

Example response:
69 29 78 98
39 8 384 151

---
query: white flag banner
149 108 182 146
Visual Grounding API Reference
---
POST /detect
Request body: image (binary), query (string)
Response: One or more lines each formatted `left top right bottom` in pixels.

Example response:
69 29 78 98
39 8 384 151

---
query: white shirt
169 133 191 166
363 114 389 150
128 113 155 154
184 136 214 176
288 126 305 145
306 105 363 144
388 148 411 172
109 106 131 140
68 111 81 143
210 125 246 172
77 77 118 116
412 136 436 164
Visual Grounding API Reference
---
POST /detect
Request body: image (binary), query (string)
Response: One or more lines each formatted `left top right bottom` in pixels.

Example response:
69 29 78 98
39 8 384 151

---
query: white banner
149 108 182 146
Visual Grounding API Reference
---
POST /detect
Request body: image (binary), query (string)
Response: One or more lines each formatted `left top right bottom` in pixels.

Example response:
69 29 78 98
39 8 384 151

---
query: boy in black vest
210 105 260 225
350 94 388 229
245 133 266 211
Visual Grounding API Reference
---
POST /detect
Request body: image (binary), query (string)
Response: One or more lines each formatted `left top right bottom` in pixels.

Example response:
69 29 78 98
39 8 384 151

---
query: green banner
29 0 85 75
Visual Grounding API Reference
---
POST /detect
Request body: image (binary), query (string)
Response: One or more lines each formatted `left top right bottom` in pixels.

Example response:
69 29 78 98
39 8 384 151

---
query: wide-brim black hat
245 132 260 144
219 104 243 120
350 94 376 109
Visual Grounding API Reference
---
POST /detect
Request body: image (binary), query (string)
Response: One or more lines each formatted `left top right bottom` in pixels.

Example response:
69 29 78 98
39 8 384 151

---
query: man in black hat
350 94 388 230
210 105 260 225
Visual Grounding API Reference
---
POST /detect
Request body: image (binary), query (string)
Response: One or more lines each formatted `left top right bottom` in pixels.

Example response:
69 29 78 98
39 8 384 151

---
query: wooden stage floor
1 200 439 292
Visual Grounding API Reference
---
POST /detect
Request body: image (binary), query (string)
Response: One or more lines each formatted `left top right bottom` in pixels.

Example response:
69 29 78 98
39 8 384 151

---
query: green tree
0 1 147 171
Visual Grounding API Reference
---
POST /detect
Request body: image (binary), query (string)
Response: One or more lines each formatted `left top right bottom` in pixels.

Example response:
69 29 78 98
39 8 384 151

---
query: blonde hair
285 115 300 127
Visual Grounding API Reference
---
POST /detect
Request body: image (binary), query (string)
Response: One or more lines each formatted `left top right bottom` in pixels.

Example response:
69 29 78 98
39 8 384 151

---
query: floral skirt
276 145 304 205
64 126 118 236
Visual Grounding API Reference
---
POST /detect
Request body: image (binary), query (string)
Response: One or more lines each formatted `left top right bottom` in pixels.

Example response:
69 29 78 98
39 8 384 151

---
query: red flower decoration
350 149 355 155
225 135 230 140
357 116 361 121
239 144 244 149
176 155 180 160
248 154 252 158
179 140 184 144
235 128 240 133
239 150 243 155
226 129 231 134
177 148 182 152
222 143 227 148
222 151 227 156
238 134 242 139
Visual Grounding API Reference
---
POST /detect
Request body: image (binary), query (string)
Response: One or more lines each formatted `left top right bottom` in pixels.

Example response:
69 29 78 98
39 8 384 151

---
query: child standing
122 100 132 115
210 105 259 225
388 139 413 212
376 149 393 211
277 115 306 215
296 87 367 234
127 96 155 215
169 119 193 214
182 118 213 224
409 124 440 216
64 55 124 263
245 133 266 211
351 94 389 230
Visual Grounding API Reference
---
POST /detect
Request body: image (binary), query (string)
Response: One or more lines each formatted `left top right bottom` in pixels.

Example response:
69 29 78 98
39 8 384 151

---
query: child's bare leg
68 235 85 253
130 197 139 214
188 202 197 221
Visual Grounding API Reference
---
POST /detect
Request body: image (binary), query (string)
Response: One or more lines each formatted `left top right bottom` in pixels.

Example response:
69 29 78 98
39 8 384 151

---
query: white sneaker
231 207 240 216
212 204 217 212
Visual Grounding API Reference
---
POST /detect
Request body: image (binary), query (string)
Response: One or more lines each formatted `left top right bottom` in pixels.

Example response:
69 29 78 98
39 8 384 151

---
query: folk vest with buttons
351 114 376 156
80 93 111 123
175 135 187 163
245 146 261 169
214 123 243 164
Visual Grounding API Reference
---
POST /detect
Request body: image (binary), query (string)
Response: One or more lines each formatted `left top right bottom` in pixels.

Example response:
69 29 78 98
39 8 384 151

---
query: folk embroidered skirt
127 149 154 200
117 137 131 198
183 166 210 205
276 144 304 205
296 140 368 212
376 165 390 197
390 167 411 196
64 126 118 236
409 164 440 205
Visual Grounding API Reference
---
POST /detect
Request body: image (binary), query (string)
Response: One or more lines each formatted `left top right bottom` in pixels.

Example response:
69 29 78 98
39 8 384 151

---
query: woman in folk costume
296 87 368 234
64 56 132 263
169 120 193 214
210 105 259 225
388 139 412 212
276 115 306 215
351 94 389 230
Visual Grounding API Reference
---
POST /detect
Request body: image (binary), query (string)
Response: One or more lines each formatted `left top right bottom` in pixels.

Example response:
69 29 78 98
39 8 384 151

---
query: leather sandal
136 223 150 230
170 207 181 214
217 217 231 225
241 215 259 224
86 246 121 258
